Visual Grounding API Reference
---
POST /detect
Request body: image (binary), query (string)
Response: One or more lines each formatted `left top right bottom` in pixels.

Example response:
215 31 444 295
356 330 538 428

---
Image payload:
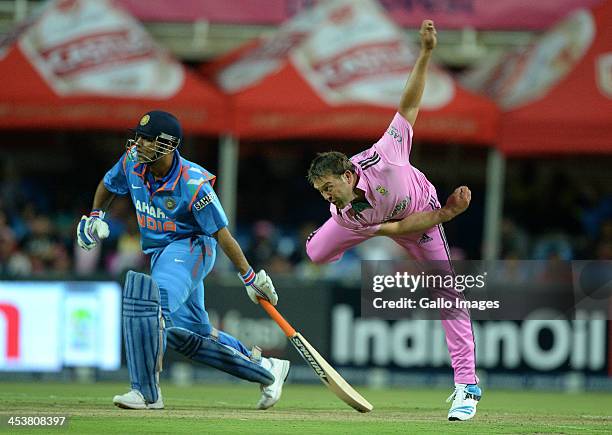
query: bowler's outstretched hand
420 19 437 51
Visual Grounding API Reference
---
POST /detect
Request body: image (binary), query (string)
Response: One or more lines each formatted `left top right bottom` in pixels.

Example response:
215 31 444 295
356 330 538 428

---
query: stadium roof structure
0 0 229 135
202 0 499 145
462 0 612 155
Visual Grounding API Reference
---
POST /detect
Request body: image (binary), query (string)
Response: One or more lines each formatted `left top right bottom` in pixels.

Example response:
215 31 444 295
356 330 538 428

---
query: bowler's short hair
307 152 355 185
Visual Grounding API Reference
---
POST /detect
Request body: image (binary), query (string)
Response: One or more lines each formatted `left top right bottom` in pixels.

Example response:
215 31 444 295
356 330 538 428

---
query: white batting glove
239 268 278 306
76 210 110 251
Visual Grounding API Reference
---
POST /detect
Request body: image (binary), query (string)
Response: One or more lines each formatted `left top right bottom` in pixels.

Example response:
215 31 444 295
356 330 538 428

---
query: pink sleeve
373 112 413 165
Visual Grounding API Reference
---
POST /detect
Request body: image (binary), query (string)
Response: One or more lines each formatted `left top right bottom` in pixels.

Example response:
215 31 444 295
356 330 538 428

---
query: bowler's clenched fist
420 19 437 51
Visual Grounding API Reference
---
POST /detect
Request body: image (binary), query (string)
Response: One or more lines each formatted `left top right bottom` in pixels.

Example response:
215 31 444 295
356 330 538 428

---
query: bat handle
258 298 296 337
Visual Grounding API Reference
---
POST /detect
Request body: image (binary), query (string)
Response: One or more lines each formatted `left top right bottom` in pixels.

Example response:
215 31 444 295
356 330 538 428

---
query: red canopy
203 0 498 145
462 1 612 155
0 0 229 135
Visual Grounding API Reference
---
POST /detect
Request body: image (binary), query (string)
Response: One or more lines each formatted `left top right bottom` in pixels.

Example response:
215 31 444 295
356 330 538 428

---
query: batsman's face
313 172 354 209
136 136 156 161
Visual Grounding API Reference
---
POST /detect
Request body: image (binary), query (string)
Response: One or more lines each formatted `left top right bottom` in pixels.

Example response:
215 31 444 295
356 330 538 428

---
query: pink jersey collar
337 166 375 215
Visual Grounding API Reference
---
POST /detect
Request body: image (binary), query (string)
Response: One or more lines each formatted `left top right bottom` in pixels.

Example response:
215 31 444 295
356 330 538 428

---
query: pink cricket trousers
306 200 478 385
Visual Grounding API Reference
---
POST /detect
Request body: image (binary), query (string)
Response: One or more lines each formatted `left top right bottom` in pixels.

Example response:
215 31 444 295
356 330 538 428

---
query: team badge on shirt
376 185 388 196
165 198 176 210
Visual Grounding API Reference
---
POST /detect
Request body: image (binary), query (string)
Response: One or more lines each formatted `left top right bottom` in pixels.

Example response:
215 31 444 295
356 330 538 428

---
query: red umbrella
203 0 498 145
0 0 229 135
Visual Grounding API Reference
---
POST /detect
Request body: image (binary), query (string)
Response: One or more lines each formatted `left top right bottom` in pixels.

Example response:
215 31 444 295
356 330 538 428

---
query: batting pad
123 271 165 403
166 327 275 386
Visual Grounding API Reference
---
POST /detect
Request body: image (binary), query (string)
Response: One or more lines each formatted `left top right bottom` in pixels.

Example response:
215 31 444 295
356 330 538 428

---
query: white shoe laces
446 386 465 403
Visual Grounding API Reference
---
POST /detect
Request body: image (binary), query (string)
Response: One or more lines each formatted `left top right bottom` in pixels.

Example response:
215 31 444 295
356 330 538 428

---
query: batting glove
240 268 278 306
77 209 110 251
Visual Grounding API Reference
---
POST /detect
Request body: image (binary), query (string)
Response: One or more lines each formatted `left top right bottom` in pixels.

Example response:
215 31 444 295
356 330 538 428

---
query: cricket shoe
446 383 481 421
113 388 164 410
256 358 290 410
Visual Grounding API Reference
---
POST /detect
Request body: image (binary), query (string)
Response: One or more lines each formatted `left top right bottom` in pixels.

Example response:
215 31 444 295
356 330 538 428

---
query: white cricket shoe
446 384 481 421
113 388 164 410
256 358 290 410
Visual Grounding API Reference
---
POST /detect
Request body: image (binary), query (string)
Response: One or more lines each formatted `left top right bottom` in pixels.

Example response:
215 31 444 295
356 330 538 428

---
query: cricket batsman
306 20 481 421
76 110 290 410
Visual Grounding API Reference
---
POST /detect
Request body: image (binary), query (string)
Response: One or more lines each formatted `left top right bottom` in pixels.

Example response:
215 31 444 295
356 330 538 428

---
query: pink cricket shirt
330 112 436 232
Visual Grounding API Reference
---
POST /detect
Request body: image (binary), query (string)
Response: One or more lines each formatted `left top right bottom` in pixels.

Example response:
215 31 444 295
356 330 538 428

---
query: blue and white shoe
256 358 290 410
446 384 481 421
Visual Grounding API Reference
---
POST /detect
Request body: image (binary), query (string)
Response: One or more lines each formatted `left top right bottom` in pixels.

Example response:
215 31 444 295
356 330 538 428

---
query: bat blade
290 332 373 413
256 299 373 413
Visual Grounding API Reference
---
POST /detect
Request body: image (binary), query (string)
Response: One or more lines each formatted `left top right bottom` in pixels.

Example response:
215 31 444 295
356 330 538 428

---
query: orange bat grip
258 299 296 337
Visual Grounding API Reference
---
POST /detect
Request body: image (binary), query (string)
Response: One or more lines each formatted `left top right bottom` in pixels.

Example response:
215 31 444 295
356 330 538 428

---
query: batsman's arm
92 179 117 212
398 20 437 126
214 226 278 305
376 186 471 236
214 226 250 275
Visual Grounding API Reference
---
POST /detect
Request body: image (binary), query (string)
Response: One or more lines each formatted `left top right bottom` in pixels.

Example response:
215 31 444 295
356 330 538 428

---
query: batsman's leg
153 237 286 388
166 324 277 385
113 271 165 409
172 283 290 409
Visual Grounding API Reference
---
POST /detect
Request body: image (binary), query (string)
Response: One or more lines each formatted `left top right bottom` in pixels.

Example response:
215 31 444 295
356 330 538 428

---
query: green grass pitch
0 382 611 434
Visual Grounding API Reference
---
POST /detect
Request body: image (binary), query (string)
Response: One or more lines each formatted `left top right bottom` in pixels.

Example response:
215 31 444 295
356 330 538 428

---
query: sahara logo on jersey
194 192 216 211
135 200 176 232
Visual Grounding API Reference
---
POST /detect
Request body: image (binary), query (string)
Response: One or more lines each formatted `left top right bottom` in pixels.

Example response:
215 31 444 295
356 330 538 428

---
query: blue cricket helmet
128 110 182 164
135 110 183 142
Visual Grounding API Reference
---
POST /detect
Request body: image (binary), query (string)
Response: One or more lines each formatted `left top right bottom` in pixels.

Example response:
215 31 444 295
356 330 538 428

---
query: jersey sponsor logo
135 200 167 219
194 192 216 211
383 195 411 221
135 199 176 233
386 126 402 143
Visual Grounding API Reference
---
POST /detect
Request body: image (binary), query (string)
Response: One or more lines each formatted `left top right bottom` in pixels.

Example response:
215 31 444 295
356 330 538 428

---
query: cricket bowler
76 110 290 410
306 20 481 421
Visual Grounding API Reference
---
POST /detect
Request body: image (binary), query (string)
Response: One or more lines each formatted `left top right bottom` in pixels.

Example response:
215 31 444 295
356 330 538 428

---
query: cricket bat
258 299 373 413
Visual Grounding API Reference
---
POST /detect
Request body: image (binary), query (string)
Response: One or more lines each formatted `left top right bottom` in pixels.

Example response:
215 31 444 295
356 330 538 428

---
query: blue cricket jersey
103 150 228 254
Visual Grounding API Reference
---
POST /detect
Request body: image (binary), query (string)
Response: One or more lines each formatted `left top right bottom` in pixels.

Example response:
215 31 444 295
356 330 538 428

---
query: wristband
240 267 255 286
89 209 106 219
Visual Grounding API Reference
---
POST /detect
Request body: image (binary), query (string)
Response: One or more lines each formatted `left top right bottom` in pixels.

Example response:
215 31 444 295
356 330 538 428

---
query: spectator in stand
246 220 278 271
107 218 146 275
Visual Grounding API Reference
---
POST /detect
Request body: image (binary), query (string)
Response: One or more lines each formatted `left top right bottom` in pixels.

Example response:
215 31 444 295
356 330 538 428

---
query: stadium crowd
0 157 610 279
